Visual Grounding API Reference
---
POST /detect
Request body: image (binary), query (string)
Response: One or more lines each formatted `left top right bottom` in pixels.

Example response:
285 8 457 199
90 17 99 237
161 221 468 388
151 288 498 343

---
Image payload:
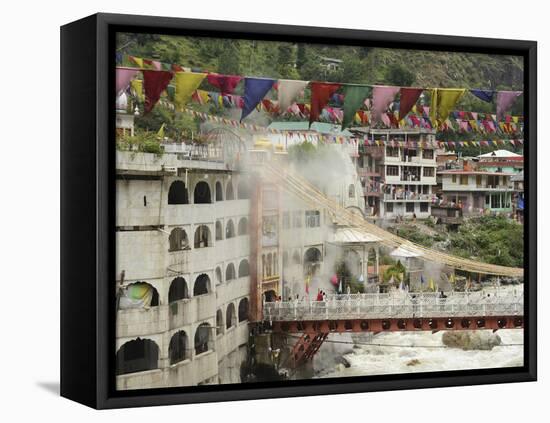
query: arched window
118 282 159 309
194 181 211 204
349 184 355 198
304 247 322 263
168 331 188 364
215 220 223 241
168 227 189 252
226 182 235 200
226 303 236 329
237 180 250 199
168 180 189 205
292 250 301 265
193 274 210 296
225 263 236 281
238 259 249 278
168 277 189 303
215 181 223 201
238 217 248 236
216 309 224 335
225 219 235 239
238 298 249 322
215 266 223 285
194 323 211 355
116 338 159 375
194 225 211 248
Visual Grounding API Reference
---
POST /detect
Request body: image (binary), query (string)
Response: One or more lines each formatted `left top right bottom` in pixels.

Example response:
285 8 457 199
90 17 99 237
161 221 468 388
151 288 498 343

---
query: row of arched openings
216 259 249 284
116 323 213 375
169 226 211 251
216 298 249 335
167 180 250 205
215 217 248 241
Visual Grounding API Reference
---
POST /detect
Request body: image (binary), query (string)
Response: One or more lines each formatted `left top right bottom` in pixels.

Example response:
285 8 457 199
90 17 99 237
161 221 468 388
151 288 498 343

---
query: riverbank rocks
442 330 502 350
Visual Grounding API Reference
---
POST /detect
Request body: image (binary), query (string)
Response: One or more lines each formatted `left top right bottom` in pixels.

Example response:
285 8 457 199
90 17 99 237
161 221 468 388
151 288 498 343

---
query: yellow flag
430 88 466 128
174 72 206 110
428 278 435 292
130 56 144 68
512 116 519 123
196 89 210 105
130 79 144 101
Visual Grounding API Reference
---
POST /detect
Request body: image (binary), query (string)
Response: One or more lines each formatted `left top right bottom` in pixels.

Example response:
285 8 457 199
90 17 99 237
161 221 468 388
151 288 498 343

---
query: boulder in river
442 330 502 350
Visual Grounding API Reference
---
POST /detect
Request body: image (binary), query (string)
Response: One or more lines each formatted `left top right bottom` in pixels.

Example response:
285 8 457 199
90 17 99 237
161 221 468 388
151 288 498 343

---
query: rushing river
315 329 523 379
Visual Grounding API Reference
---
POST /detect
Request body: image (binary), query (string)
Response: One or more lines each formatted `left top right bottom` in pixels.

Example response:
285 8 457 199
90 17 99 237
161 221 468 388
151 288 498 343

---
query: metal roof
333 227 381 244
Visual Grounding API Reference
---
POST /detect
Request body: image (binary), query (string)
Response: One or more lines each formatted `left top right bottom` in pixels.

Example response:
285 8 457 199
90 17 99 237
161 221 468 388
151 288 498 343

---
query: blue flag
470 89 495 103
241 77 275 121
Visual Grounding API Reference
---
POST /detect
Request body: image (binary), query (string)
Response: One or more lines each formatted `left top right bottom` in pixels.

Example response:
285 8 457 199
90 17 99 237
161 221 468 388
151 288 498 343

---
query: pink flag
116 68 138 94
372 86 400 122
207 74 242 95
497 91 522 120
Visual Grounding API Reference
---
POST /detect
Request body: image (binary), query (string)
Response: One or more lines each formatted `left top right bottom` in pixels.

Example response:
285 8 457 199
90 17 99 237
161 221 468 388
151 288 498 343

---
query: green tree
385 63 416 86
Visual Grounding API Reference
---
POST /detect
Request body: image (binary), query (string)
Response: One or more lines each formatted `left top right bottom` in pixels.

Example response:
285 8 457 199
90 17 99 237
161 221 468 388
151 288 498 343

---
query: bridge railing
263 290 524 321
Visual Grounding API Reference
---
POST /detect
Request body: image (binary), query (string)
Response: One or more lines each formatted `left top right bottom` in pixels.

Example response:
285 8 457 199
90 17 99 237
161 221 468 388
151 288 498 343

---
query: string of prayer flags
341 85 371 129
241 77 276 121
470 89 495 103
398 88 424 121
142 70 173 114
128 55 143 68
173 72 207 110
309 82 341 125
372 86 400 122
496 91 522 120
116 68 138 94
277 79 309 113
206 74 242 95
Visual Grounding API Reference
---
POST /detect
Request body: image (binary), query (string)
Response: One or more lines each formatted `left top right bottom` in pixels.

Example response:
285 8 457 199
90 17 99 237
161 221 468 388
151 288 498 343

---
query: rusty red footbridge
263 289 524 366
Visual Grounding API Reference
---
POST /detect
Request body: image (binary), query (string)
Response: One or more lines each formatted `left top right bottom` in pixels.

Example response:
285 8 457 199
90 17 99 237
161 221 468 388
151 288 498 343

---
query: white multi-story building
114 108 381 390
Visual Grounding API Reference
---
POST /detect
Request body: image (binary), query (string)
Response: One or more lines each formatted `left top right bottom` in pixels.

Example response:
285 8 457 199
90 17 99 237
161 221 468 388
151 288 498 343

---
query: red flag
207 74 242 95
309 82 341 124
142 70 173 113
398 88 423 120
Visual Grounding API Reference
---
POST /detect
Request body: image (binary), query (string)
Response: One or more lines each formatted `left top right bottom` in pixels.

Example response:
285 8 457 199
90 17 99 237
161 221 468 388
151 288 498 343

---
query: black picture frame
61 12 537 409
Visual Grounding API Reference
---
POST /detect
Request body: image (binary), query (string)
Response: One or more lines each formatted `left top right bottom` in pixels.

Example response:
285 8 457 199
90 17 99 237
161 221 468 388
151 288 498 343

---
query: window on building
452 174 457 183
423 167 434 177
194 323 211 355
194 181 211 204
225 219 235 238
168 181 189 205
422 149 434 159
215 220 223 241
215 267 222 285
476 175 482 186
168 331 188 364
305 210 321 228
216 309 224 335
169 227 189 252
460 175 469 185
116 338 159 375
492 193 501 209
225 182 235 200
237 217 248 236
386 203 394 213
420 202 429 212
387 165 399 176
238 259 249 278
215 181 223 201
194 225 211 248
226 263 236 281
406 202 415 213
168 277 189 303
238 298 249 322
193 274 210 296
226 303 236 329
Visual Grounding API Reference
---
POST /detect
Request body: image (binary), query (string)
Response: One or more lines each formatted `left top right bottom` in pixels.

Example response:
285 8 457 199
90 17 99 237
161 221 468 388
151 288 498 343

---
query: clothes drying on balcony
119 282 155 309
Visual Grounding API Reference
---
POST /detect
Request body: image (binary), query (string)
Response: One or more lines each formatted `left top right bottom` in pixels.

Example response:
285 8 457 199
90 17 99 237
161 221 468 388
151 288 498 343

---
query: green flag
342 85 371 129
